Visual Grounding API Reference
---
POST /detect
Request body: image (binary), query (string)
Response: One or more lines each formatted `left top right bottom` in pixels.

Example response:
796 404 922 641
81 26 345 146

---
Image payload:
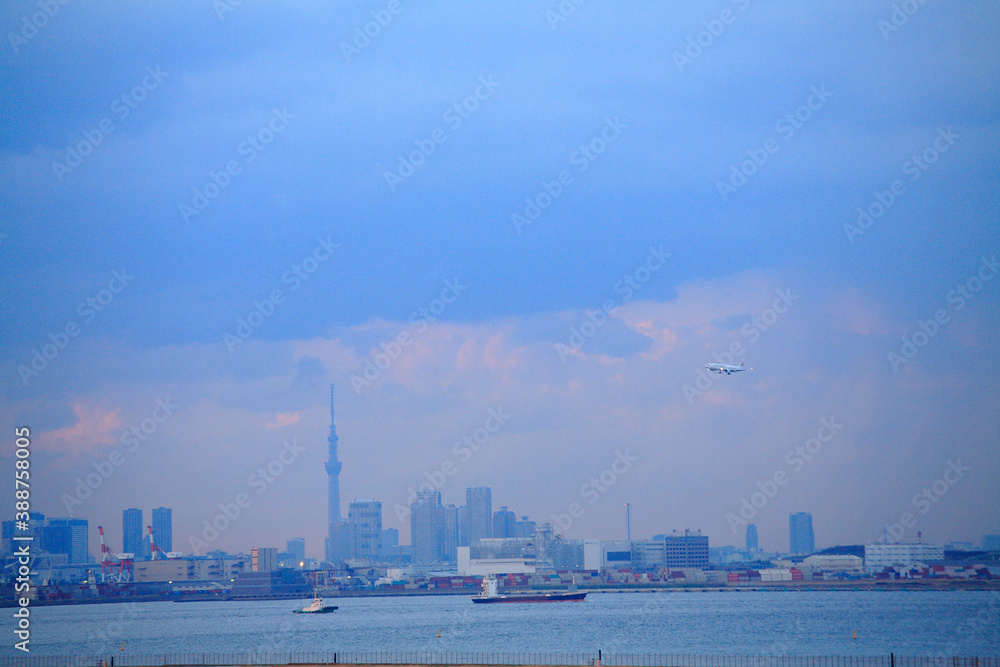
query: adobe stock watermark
213 0 246 21
683 288 798 404
188 439 305 555
511 117 626 235
92 602 140 643
726 416 843 533
555 244 670 363
340 0 403 62
544 0 591 30
61 396 180 513
223 236 339 352
673 0 752 72
887 253 996 373
383 76 500 191
17 269 135 385
350 277 467 393
179 107 295 223
844 127 958 244
7 0 71 55
880 458 969 544
716 85 833 202
877 0 932 40
551 449 638 535
51 66 169 182
392 406 510 522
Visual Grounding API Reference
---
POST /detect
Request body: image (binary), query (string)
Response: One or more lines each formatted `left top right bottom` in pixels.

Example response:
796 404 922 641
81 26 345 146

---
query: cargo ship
471 574 587 604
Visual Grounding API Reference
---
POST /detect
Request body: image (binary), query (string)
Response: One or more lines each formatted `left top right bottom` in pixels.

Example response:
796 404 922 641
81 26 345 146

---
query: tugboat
292 592 338 614
471 574 587 603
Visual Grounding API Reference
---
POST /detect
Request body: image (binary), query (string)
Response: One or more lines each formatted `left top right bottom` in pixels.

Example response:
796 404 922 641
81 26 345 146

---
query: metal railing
1 652 996 667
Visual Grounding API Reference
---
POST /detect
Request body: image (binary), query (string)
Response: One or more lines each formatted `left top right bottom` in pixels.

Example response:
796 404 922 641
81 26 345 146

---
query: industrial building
251 546 278 572
864 543 944 573
132 554 249 583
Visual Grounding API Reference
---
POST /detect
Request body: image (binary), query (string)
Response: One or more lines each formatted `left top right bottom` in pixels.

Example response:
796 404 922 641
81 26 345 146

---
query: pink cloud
37 400 122 456
266 411 300 428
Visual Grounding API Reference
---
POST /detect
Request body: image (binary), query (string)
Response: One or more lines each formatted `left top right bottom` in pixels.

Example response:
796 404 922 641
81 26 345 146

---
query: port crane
97 525 133 583
148 525 167 560
147 525 182 559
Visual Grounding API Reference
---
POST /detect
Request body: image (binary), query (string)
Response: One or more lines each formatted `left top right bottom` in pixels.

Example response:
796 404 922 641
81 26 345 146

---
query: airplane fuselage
705 362 748 375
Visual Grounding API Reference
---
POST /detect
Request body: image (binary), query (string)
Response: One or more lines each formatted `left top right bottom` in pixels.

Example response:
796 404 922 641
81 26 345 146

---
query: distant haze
1 1 997 559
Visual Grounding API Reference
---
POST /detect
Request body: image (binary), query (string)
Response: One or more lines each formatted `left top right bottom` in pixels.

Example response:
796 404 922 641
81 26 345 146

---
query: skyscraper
348 499 382 560
789 512 815 554
122 508 143 558
411 491 440 564
493 506 516 538
151 507 172 553
436 504 459 562
324 384 350 563
46 518 89 564
465 487 492 546
380 528 399 561
746 523 758 552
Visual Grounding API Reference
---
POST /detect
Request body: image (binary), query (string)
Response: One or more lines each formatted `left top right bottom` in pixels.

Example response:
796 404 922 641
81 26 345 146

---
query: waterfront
6 590 998 657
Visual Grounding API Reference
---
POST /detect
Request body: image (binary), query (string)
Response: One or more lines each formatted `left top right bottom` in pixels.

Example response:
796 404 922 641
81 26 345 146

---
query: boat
292 592 338 614
471 574 587 604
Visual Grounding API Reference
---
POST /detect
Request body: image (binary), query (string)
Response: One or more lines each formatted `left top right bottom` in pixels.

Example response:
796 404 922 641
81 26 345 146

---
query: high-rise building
151 507 172 553
493 506 516 538
46 518 89 564
324 385 350 563
746 523 758 552
348 499 382 560
1 521 14 556
457 506 469 547
983 534 1000 551
380 528 399 561
122 508 143 558
286 537 306 565
789 512 815 554
436 504 459 562
465 487 492 546
411 491 440 564
39 524 72 560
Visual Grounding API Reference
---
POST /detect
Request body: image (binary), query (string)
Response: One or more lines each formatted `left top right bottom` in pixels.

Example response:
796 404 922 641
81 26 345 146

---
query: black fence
1 653 996 667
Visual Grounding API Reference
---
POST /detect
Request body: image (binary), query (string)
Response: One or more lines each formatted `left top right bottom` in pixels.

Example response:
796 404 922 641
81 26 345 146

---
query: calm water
6 590 999 657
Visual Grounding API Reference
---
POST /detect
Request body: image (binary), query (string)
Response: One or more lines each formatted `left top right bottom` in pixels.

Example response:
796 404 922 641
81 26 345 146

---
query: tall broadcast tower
325 384 342 529
324 384 351 563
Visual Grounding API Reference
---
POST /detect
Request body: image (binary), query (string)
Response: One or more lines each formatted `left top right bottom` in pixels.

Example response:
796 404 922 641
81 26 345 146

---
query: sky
1 0 998 561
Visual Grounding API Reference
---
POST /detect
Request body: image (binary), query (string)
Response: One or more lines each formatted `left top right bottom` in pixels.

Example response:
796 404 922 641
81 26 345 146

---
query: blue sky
1 0 998 559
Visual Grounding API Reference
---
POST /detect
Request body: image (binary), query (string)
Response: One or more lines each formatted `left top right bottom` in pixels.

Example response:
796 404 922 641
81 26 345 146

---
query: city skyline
21 481 999 565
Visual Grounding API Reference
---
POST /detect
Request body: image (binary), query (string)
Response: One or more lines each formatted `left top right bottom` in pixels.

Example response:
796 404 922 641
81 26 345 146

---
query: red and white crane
97 525 133 583
148 525 168 560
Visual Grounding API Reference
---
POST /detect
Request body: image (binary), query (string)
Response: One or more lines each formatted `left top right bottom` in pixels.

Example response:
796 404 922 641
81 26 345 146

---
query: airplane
704 361 751 375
